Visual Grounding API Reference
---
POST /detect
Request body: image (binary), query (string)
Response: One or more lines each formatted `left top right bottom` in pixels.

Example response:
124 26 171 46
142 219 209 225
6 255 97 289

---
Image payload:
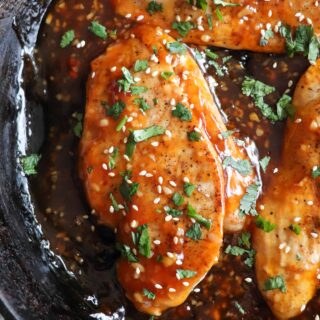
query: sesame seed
136 15 144 21
168 288 176 293
173 236 179 244
182 282 190 287
135 267 141 274
124 155 130 162
139 170 147 176
146 173 153 178
176 259 183 265
167 252 174 258
285 246 291 254
110 66 117 72
279 242 286 250
300 304 306 312
145 67 151 74
157 185 162 194
108 172 116 177
194 288 200 293
102 163 108 170
152 70 159 77
155 284 163 289
165 215 173 222
158 176 164 184
130 220 138 228
132 205 139 211
244 277 252 283
165 130 172 138
294 217 301 222
153 240 161 245
151 141 159 147
154 197 161 204
169 181 177 187
307 200 314 206
170 98 176 106
125 13 132 18
183 177 190 183
108 146 114 154
311 232 318 238
109 206 114 213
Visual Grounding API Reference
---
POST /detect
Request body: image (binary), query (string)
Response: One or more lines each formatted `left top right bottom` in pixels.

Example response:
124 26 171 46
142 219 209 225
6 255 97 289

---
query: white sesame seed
139 170 147 176
152 70 159 77
176 259 183 265
154 197 161 204
244 277 252 283
273 168 279 174
109 206 114 213
151 141 159 147
165 130 172 138
279 242 286 250
169 181 177 187
183 177 190 183
307 200 314 206
102 163 108 170
124 155 130 162
173 236 179 244
311 232 318 238
165 215 173 222
136 15 144 21
300 304 306 312
194 288 201 293
170 98 176 106
125 13 132 18
132 205 139 211
294 217 301 222
182 281 190 287
285 246 291 254
108 172 116 177
157 185 162 194
130 220 138 228
110 66 117 72
146 173 153 178
158 176 164 185
155 284 163 289
145 67 151 74
153 240 161 245
168 288 176 293
108 146 114 154
167 252 174 258
135 267 140 275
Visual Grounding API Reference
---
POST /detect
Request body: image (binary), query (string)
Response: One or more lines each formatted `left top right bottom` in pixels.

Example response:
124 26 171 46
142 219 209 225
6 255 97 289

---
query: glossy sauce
29 0 319 318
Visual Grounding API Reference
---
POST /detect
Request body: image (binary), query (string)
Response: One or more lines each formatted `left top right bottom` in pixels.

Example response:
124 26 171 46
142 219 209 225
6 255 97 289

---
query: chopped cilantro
184 183 196 197
166 42 187 54
160 71 174 80
134 60 148 72
221 130 236 138
259 156 271 173
119 173 139 202
276 94 295 121
172 21 195 37
131 86 148 95
109 193 120 211
255 215 276 232
186 223 202 240
60 29 75 48
146 1 163 15
263 275 286 293
240 183 260 216
207 14 213 30
223 156 252 176
233 301 245 315
205 49 219 60
117 67 135 92
126 126 165 157
88 21 107 40
143 288 156 300
116 116 128 132
104 100 126 119
289 223 301 235
260 29 274 46
137 224 152 258
208 60 226 77
172 192 185 206
73 112 83 137
20 154 41 176
238 232 251 249
225 244 255 267
116 243 138 262
188 130 201 141
134 98 151 111
187 204 212 230
187 0 208 10
280 25 320 63
165 206 183 217
311 166 320 178
108 147 119 170
176 269 197 279
172 103 192 121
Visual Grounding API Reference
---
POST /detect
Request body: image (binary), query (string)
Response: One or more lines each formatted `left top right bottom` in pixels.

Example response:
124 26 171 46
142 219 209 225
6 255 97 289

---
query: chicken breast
111 0 320 52
254 60 320 319
79 25 228 315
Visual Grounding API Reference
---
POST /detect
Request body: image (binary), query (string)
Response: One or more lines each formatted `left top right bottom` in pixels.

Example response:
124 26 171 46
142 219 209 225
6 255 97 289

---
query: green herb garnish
176 269 197 279
255 215 276 232
239 183 260 216
187 204 212 229
20 154 41 176
184 183 196 197
172 192 185 206
172 103 192 121
186 223 202 240
223 156 252 176
147 0 163 14
264 275 286 293
60 29 75 48
89 21 107 40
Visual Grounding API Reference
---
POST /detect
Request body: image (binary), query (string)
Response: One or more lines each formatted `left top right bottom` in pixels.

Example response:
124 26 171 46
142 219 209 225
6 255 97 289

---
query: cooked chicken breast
254 60 320 319
79 25 228 315
111 0 320 52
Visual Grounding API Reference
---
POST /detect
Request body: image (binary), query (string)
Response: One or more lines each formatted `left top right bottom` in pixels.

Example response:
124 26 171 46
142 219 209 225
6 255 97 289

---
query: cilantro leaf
172 21 195 37
311 166 320 178
134 60 148 72
240 183 260 216
165 206 183 217
186 223 202 240
187 204 212 229
108 147 119 170
118 67 135 92
276 94 295 120
176 269 197 279
109 193 120 211
184 183 196 197
238 232 251 249
289 223 301 235
172 192 185 206
60 29 75 48
223 156 252 176
116 243 138 262
146 1 163 15
134 98 151 111
137 224 152 258
172 103 192 121
255 215 276 232
160 71 174 80
131 86 148 95
264 275 286 293
259 156 271 173
260 29 274 46
166 42 187 54
143 288 156 300
119 174 139 202
103 100 126 119
188 130 201 141
20 154 41 176
88 21 107 40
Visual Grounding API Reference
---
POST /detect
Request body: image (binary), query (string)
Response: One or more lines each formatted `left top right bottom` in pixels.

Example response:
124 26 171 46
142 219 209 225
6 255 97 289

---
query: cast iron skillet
0 1 97 319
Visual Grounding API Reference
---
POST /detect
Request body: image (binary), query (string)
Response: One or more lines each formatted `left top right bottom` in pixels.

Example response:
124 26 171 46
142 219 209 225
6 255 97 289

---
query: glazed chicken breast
111 0 320 52
254 60 320 319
